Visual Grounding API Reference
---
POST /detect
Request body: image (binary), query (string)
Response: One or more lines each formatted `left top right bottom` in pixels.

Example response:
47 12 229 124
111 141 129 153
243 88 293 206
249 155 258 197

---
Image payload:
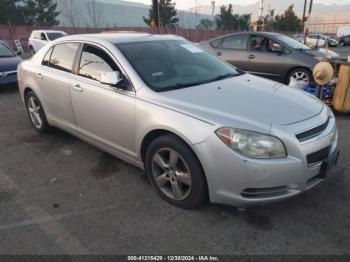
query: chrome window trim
40 40 136 94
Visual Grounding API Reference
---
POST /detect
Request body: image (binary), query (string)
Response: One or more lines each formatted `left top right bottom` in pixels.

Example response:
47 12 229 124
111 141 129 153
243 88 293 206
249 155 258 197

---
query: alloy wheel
290 71 310 82
28 96 43 129
151 148 192 201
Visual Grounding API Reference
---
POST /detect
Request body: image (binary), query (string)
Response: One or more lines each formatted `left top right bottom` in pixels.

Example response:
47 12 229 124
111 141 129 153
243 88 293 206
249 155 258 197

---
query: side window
250 35 280 53
49 43 79 73
40 33 47 41
42 47 53 66
222 35 248 50
78 44 119 82
210 38 222 48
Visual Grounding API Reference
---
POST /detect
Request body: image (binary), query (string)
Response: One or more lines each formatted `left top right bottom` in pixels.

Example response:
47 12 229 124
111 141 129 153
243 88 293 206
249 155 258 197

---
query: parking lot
0 82 349 255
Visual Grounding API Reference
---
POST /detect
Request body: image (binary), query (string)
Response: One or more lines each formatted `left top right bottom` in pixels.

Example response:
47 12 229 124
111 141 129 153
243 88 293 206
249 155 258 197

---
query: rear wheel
145 135 207 209
25 91 50 133
286 68 312 85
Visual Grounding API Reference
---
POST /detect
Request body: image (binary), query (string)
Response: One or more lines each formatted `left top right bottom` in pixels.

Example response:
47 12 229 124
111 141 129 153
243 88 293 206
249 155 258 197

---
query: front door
245 35 287 82
70 44 136 158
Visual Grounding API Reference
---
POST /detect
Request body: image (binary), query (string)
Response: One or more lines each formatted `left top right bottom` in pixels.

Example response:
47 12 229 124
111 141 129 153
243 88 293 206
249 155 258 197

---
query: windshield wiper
158 73 238 92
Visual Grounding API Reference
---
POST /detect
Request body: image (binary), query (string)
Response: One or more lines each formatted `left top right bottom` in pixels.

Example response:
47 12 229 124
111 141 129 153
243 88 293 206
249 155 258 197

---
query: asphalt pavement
0 86 349 255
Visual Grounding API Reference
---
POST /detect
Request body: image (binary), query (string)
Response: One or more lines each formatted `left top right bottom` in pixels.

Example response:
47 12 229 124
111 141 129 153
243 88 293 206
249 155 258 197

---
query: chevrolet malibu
18 33 339 208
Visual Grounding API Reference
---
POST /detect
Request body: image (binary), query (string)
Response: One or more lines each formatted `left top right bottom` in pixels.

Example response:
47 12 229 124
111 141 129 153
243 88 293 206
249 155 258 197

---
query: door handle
216 51 223 56
248 54 255 59
37 73 43 79
72 84 83 92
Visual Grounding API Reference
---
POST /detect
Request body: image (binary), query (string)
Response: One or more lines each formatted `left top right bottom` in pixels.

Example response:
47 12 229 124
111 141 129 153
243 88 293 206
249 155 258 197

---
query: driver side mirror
100 71 123 87
16 50 22 56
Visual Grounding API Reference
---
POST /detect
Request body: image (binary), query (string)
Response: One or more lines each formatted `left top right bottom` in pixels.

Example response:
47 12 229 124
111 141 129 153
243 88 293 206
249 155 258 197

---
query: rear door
39 42 80 130
70 43 136 158
215 34 249 71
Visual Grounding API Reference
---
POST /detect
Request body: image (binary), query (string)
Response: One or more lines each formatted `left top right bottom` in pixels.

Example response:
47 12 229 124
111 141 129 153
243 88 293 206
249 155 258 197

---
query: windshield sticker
180 44 203 53
152 72 164 77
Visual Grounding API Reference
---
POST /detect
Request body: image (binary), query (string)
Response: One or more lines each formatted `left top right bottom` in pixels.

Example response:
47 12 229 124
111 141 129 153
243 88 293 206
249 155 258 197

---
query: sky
123 0 350 10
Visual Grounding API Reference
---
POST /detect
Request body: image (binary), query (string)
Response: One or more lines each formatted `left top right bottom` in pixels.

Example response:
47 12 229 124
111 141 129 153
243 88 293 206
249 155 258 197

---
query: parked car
0 41 22 87
306 34 339 48
18 33 339 208
292 33 304 43
337 25 350 46
200 32 339 84
28 30 67 55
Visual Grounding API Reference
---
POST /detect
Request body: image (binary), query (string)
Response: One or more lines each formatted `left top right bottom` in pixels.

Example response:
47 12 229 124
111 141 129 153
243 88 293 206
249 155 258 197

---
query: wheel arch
285 66 313 84
140 128 209 199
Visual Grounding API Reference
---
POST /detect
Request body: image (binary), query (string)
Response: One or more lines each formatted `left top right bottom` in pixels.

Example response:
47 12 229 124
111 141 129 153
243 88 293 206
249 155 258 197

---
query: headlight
215 127 287 159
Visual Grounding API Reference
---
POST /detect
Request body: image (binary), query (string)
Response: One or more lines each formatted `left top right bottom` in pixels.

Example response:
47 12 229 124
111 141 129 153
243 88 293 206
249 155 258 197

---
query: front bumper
193 108 338 206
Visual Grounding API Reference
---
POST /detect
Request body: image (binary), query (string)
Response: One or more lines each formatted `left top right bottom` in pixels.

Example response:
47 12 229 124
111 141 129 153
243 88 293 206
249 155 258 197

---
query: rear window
47 32 66 41
48 43 79 73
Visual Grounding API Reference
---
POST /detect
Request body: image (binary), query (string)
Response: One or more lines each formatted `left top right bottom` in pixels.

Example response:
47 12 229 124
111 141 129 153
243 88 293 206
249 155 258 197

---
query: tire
30 46 35 56
286 68 312 85
145 135 208 209
25 91 51 133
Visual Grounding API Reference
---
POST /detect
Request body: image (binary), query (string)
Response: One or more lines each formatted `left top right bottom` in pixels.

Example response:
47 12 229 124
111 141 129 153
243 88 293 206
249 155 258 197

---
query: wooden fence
0 25 238 51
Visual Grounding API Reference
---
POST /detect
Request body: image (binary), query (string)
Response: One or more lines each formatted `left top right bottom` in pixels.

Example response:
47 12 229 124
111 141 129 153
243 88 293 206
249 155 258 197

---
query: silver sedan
18 33 339 208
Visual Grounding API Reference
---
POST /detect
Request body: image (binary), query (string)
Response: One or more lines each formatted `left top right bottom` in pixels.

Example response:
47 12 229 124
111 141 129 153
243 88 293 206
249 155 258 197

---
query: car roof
57 32 184 44
32 30 66 33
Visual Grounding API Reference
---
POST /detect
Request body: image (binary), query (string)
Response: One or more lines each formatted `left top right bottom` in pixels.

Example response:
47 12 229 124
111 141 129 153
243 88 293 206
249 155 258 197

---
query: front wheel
145 135 208 209
286 68 312 85
25 91 51 133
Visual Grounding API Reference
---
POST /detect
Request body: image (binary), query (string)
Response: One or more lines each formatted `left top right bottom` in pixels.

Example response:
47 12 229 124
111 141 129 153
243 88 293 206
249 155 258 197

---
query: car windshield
0 43 15 57
116 40 242 92
275 35 311 50
47 32 65 41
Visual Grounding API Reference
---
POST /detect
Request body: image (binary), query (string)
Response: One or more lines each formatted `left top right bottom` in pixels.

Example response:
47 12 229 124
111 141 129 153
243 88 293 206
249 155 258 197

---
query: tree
270 5 302 32
22 0 60 26
215 4 236 30
0 0 24 26
215 4 250 30
143 0 179 28
85 0 105 28
196 18 214 30
238 14 251 31
60 0 80 28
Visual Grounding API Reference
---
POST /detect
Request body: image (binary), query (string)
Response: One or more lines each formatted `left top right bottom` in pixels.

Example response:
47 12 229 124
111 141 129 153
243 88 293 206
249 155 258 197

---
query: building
55 0 214 29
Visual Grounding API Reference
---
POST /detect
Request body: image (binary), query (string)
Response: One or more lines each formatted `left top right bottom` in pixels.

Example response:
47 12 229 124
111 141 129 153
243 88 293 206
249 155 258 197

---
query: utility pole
304 0 313 44
302 0 307 30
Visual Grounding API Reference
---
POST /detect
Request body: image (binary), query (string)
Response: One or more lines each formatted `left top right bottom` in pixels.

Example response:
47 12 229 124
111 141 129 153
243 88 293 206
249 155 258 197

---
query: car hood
152 74 324 127
302 48 339 59
0 56 22 72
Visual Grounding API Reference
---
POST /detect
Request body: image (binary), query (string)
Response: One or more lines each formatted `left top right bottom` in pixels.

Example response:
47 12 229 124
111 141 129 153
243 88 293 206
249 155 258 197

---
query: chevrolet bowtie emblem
0 72 8 77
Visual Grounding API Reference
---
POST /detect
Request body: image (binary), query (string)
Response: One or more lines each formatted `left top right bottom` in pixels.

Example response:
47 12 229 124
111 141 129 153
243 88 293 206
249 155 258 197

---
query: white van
28 30 67 55
337 25 350 46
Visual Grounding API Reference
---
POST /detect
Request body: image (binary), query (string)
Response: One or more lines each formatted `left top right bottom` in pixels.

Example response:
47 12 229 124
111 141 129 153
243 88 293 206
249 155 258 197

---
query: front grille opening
296 117 330 142
306 146 331 165
241 186 289 198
